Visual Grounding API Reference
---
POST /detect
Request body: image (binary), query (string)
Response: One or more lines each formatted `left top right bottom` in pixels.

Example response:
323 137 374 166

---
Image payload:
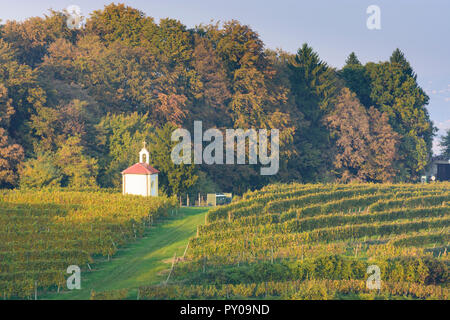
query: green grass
43 207 207 300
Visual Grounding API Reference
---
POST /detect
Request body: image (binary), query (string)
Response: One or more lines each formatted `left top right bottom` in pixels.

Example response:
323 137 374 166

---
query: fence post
183 242 189 259
165 253 177 284
271 246 274 264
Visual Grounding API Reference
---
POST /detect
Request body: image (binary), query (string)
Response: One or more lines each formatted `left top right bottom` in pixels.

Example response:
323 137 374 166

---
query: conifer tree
439 130 450 158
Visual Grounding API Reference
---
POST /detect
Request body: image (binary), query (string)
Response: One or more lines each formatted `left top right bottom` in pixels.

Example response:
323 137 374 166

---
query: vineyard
139 183 450 300
0 189 177 299
2 184 449 300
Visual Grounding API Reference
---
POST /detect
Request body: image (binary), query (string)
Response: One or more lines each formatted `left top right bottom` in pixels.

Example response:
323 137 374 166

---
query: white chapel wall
124 174 148 196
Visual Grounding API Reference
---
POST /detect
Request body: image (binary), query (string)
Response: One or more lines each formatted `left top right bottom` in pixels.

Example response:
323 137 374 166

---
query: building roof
432 155 450 162
122 163 159 175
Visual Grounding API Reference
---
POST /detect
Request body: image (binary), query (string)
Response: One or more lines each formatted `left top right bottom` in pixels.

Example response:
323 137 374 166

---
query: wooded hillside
0 3 435 194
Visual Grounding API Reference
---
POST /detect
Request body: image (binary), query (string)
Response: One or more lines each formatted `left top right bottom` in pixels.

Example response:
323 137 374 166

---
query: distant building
426 155 450 181
206 193 232 206
122 143 159 196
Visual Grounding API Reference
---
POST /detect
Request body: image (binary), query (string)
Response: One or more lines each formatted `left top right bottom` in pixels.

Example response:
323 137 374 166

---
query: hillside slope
0 190 178 299
140 183 450 300
43 207 207 300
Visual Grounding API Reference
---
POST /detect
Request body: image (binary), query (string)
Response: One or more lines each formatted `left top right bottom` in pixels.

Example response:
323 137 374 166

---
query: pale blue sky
1 0 449 153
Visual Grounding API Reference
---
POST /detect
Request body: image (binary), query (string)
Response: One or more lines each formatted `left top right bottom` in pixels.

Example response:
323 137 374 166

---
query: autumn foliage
0 3 436 193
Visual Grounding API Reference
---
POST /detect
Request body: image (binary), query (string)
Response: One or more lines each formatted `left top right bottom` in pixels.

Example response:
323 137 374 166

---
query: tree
390 48 415 79
42 35 155 114
0 39 46 153
0 43 29 187
207 20 279 129
339 49 434 180
149 123 197 196
55 136 98 188
96 112 154 188
0 128 24 188
439 130 450 158
339 52 372 107
365 107 400 182
146 18 193 67
1 11 77 67
366 50 435 178
189 35 231 128
19 153 62 189
42 34 189 125
288 43 340 181
86 3 150 46
326 88 399 182
0 5 438 191
345 52 361 66
213 20 267 76
30 98 98 153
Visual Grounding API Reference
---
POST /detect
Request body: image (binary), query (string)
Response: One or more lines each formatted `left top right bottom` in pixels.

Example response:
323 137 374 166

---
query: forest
0 3 445 195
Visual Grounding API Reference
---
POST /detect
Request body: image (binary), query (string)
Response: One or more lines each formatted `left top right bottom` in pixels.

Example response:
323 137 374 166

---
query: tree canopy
0 3 436 193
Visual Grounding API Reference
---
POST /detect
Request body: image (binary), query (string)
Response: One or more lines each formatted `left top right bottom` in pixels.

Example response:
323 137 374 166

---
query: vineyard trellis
168 183 450 300
0 190 177 299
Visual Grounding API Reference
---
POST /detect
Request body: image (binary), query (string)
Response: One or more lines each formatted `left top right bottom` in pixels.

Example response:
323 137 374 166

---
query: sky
1 0 449 154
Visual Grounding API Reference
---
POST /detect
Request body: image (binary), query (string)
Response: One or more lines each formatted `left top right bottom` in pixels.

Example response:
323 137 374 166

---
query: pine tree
339 52 372 107
366 50 435 178
288 43 340 181
390 48 416 79
345 52 361 66
439 130 450 158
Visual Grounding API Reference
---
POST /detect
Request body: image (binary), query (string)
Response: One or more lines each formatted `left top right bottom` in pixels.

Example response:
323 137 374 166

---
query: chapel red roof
121 163 159 175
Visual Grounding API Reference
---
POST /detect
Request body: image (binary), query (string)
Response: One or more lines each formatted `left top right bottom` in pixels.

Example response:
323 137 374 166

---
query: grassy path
44 207 207 300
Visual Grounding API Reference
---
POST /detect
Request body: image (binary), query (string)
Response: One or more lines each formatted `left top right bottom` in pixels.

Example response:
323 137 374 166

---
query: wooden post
183 242 189 258
165 253 177 284
271 247 274 264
